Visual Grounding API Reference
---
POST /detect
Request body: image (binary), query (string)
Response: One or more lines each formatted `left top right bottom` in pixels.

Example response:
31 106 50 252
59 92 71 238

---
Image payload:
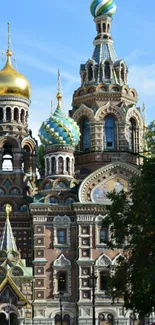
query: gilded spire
6 204 12 220
0 204 17 252
56 70 62 109
6 22 12 57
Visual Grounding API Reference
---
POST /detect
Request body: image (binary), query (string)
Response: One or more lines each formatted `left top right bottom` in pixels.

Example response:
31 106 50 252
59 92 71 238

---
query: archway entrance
0 312 18 325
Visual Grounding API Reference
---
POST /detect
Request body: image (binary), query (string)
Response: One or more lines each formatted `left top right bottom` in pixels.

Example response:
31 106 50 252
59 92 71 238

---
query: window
104 115 115 150
14 107 18 122
51 157 56 174
104 62 110 79
6 107 11 122
88 64 93 81
121 65 125 82
103 23 106 32
0 108 3 121
66 157 70 173
100 229 108 243
129 118 136 152
100 271 109 291
57 229 66 244
80 118 90 151
58 272 67 292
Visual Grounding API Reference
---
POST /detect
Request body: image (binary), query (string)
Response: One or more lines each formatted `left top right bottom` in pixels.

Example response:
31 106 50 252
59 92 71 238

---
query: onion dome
39 74 80 147
90 0 117 18
0 49 31 100
144 121 155 149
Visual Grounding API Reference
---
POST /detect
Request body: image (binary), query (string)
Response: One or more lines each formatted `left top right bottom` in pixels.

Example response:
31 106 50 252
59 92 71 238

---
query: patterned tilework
39 106 80 146
92 43 118 64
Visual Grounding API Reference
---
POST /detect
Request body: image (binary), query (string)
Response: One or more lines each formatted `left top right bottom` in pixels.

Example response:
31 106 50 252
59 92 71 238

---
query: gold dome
0 49 31 100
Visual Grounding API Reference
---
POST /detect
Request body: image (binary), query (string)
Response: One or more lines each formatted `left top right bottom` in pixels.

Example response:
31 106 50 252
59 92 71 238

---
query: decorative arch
53 215 71 225
129 88 137 98
95 102 124 122
122 85 130 94
79 161 140 203
40 178 53 191
22 137 36 153
112 253 124 266
86 85 96 94
0 136 21 149
75 87 86 97
126 107 143 127
95 253 112 267
45 195 60 204
96 84 108 92
72 104 94 123
9 186 21 196
11 266 24 276
53 254 71 269
53 178 69 189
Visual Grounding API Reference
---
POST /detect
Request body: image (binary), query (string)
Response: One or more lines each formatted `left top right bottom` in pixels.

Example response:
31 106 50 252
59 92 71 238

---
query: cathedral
0 0 147 325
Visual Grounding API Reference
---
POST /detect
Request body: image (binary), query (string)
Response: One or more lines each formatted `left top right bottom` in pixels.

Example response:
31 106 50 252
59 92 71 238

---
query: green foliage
103 158 155 317
38 145 45 169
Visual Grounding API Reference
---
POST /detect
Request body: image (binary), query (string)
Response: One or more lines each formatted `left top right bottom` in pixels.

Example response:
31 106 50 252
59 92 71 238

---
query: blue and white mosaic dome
39 102 80 147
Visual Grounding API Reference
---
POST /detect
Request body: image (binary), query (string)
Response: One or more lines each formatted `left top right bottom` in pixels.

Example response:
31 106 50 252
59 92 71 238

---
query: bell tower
70 0 144 173
0 23 37 265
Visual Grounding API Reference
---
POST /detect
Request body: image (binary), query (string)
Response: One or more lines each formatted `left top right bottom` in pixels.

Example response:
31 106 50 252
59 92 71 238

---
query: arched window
104 62 110 79
21 109 25 123
100 270 109 291
66 157 70 173
88 64 93 81
80 118 90 151
104 115 115 150
0 107 3 121
14 107 19 122
103 23 106 32
129 118 136 152
58 272 67 292
46 159 50 175
51 157 56 174
58 157 64 174
121 64 125 82
98 24 101 33
6 107 11 122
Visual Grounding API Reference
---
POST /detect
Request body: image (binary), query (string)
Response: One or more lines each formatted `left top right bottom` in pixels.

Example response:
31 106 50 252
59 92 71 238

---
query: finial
56 70 62 109
6 22 12 57
6 204 12 220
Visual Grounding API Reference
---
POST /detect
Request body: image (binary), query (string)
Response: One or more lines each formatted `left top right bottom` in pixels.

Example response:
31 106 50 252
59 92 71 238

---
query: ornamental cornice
0 95 30 105
73 203 106 213
78 161 140 203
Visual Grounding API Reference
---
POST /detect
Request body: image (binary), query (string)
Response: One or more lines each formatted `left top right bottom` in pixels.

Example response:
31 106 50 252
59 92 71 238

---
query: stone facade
0 2 153 325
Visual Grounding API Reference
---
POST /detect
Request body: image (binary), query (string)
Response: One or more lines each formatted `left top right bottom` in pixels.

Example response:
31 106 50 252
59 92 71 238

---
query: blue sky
0 0 155 139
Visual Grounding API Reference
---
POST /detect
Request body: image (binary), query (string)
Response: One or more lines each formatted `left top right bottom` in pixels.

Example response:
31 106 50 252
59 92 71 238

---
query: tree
38 145 45 169
103 158 155 318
